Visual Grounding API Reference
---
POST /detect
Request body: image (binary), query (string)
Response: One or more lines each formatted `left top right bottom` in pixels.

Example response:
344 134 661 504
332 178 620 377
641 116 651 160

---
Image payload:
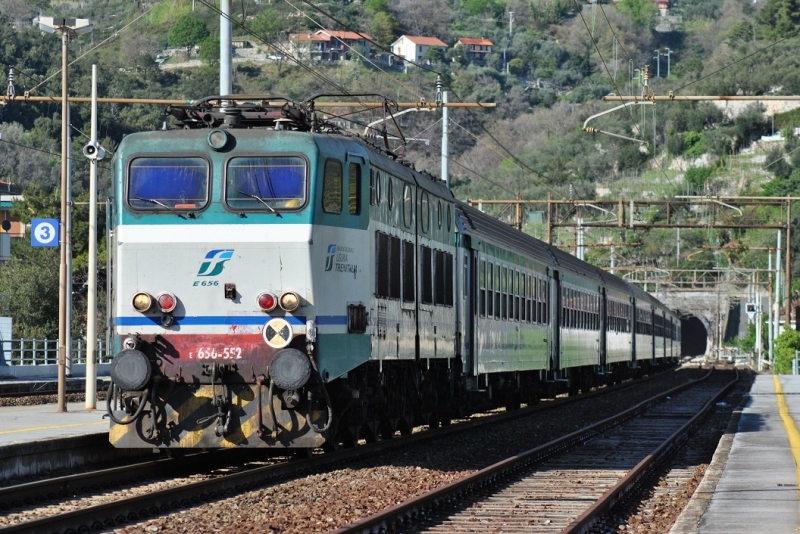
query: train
106 95 681 449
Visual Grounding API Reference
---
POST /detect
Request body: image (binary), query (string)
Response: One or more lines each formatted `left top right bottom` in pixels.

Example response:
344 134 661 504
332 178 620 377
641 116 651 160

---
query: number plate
190 347 243 360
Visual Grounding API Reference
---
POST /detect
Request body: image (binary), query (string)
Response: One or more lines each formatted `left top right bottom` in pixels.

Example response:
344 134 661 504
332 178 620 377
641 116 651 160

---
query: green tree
423 46 446 64
167 15 210 53
0 241 59 339
618 0 658 28
685 166 714 188
756 0 800 39
774 329 800 374
198 36 220 66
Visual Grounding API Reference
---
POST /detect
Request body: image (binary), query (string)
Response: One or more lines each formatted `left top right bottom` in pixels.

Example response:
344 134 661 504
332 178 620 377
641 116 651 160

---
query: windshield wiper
134 197 186 218
238 190 280 216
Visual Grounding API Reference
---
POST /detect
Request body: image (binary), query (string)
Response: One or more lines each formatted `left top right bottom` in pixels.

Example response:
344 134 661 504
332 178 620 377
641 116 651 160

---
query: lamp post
664 48 672 77
34 17 93 413
653 50 661 78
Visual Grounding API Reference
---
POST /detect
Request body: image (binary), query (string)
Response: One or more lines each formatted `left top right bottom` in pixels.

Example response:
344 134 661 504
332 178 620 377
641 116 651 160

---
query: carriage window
479 259 486 317
322 159 343 213
445 252 454 306
494 264 501 320
420 192 430 234
487 261 494 318
387 177 394 210
435 249 446 305
403 184 413 228
437 200 442 228
225 156 305 211
421 246 433 304
129 157 209 211
348 163 361 215
403 240 415 302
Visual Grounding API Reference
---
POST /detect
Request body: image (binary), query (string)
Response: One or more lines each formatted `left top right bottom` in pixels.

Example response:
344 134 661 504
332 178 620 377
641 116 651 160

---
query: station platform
0 400 108 447
671 374 800 533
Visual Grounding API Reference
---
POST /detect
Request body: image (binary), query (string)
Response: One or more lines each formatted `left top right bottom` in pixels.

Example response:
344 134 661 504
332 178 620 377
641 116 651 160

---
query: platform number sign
31 218 59 247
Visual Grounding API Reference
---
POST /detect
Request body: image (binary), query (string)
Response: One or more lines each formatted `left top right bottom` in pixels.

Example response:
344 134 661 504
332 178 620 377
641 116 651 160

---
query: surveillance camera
83 141 106 160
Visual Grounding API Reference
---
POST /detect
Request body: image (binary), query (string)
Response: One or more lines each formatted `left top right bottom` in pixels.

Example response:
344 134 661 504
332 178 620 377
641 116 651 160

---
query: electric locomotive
107 95 679 450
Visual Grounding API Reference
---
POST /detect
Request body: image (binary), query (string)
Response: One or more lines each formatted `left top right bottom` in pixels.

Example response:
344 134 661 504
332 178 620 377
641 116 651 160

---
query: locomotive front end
107 114 333 449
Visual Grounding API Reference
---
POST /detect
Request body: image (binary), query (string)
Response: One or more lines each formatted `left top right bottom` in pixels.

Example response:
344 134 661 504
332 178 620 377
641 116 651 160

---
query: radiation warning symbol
263 317 293 348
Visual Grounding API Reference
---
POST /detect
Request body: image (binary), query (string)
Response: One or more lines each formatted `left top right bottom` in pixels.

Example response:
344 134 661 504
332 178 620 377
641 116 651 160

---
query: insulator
644 66 650 81
6 68 15 99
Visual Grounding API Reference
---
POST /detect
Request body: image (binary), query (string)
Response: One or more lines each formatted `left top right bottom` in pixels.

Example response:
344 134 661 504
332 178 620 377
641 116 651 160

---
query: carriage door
599 288 607 368
460 249 477 376
550 270 561 371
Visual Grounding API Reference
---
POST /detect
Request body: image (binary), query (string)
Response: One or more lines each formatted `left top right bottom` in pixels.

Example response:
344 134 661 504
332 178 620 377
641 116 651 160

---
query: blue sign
31 218 59 247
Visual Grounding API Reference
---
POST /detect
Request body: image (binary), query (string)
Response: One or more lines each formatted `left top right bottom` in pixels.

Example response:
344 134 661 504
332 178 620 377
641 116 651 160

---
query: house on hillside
391 35 448 65
289 30 371 61
454 37 493 63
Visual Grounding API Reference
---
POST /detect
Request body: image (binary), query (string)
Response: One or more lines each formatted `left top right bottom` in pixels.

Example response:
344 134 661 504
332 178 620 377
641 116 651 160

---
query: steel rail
0 367 677 534
333 367 731 534
0 451 230 511
563 368 739 533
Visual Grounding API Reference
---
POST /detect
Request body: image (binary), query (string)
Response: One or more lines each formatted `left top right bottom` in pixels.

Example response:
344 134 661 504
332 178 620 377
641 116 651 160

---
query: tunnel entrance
681 316 707 357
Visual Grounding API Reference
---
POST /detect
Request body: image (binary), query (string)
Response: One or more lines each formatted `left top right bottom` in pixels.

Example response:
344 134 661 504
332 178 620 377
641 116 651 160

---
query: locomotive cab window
225 156 306 211
322 159 343 213
128 157 209 211
348 162 361 215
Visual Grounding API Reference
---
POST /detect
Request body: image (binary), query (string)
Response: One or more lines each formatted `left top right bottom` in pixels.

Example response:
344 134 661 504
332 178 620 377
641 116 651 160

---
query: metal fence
3 338 111 366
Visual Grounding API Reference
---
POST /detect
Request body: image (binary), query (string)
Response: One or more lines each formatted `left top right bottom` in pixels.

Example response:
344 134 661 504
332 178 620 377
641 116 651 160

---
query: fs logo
197 249 234 277
324 244 337 272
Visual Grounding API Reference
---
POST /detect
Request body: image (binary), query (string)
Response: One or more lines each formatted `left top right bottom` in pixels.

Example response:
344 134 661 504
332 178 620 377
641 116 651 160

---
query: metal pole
66 102 72 378
85 64 98 410
786 199 792 328
442 91 449 188
57 29 68 413
775 231 781 343
654 50 660 78
220 0 232 96
756 287 762 371
768 251 773 369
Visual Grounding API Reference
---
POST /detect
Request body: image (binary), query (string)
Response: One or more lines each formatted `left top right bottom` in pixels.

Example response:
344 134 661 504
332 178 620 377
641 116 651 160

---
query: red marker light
257 292 277 312
156 292 177 313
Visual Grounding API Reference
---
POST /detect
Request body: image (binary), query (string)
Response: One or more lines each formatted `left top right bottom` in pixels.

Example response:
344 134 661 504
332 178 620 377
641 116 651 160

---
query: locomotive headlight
132 292 153 313
110 349 152 391
257 292 278 312
279 291 300 312
156 292 178 313
269 348 311 390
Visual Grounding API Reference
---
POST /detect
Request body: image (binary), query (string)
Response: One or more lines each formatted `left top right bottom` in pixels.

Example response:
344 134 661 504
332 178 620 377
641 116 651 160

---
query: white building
391 35 447 64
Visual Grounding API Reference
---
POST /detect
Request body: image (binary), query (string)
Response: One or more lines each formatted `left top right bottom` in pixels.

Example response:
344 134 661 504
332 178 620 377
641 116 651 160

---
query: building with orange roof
289 29 372 61
391 35 448 65
454 37 494 63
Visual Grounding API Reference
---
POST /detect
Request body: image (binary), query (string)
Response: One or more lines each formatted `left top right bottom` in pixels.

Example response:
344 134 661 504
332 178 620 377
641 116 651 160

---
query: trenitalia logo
197 249 234 277
324 244 337 272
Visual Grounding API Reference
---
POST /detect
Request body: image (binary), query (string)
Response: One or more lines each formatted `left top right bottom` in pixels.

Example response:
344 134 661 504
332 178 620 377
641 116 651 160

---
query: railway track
336 367 738 534
0 367 691 534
